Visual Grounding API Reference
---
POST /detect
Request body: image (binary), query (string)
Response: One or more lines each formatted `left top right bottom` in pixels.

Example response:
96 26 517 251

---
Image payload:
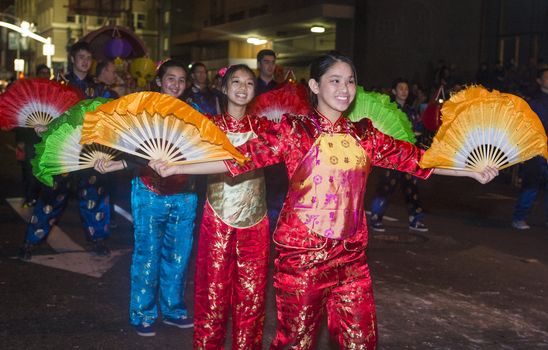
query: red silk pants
271 239 377 349
193 202 269 350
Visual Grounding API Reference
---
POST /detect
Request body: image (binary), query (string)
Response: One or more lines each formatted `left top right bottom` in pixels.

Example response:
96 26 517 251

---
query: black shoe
18 244 33 260
92 240 111 256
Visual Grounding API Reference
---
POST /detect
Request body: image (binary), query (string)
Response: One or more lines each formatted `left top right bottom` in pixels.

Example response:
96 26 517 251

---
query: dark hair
36 64 50 75
257 49 276 62
95 60 114 77
156 59 187 79
308 51 357 107
69 41 92 58
537 68 548 79
391 77 409 90
190 62 206 74
220 64 256 114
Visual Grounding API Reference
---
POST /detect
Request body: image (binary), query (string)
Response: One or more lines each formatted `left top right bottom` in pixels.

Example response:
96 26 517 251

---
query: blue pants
513 157 548 222
370 169 424 224
129 177 197 326
25 173 110 245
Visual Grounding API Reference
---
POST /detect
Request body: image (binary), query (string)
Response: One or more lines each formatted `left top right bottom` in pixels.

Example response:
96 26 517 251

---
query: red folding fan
0 78 83 130
247 82 311 122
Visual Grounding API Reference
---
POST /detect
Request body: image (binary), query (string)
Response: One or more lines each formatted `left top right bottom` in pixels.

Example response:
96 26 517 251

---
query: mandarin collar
222 114 252 131
312 110 351 133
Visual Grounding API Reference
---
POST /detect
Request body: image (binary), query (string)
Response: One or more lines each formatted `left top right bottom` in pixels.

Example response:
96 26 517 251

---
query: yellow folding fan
80 92 247 164
419 86 548 171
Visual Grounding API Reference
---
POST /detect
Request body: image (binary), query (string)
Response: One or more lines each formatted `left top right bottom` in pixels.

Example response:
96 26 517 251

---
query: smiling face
224 68 255 110
156 66 186 98
308 60 356 120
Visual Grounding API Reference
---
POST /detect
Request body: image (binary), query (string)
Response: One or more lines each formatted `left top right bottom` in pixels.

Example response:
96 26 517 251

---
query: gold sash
207 130 267 228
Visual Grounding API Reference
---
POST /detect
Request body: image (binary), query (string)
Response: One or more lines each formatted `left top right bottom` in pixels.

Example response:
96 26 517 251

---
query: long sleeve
357 119 433 179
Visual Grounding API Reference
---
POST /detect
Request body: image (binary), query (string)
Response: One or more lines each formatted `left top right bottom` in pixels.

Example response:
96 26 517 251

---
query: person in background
369 78 429 233
255 49 287 232
63 41 96 98
255 49 277 96
511 68 548 229
94 60 198 336
94 60 119 99
184 62 220 116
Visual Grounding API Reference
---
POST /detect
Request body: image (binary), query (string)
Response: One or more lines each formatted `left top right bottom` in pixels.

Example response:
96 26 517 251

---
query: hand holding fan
346 86 416 143
0 78 83 129
32 98 116 186
247 82 311 122
419 86 548 171
81 91 247 165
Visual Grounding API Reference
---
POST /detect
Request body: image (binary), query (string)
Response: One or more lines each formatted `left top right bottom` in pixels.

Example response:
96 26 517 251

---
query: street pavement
1 130 547 349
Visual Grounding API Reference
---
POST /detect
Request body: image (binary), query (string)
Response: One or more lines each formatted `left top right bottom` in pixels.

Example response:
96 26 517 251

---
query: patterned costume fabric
194 114 269 350
25 172 110 244
225 112 432 349
24 75 110 248
129 177 197 326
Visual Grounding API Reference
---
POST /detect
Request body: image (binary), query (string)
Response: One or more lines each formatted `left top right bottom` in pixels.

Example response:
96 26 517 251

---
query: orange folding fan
419 86 548 171
80 92 246 165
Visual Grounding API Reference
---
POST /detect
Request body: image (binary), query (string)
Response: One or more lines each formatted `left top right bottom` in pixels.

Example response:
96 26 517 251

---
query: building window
134 13 146 29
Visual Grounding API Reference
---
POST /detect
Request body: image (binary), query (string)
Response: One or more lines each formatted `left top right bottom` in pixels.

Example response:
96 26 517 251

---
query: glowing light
310 26 325 33
246 37 267 45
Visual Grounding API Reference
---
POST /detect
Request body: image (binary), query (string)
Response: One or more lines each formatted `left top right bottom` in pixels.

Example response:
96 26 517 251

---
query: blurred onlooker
184 62 220 116
94 60 119 99
35 64 51 79
511 68 548 229
255 49 277 96
370 78 429 233
476 62 490 87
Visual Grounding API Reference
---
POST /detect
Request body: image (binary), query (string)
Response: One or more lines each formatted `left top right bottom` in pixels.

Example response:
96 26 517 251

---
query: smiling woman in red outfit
192 64 270 350
150 52 498 349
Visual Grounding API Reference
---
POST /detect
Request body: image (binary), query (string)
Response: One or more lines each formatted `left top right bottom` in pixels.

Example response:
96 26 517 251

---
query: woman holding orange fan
94 60 197 336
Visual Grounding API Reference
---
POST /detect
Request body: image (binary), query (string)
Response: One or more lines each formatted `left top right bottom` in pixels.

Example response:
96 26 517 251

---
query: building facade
14 0 162 75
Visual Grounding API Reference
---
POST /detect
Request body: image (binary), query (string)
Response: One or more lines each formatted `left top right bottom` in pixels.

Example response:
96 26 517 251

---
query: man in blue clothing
64 41 97 98
512 68 548 229
370 78 428 233
184 62 220 116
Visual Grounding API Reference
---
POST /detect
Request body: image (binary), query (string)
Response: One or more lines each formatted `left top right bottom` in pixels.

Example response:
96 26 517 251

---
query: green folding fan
346 86 416 143
32 98 117 186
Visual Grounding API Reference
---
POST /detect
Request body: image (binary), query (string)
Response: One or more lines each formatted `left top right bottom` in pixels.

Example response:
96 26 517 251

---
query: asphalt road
1 130 547 350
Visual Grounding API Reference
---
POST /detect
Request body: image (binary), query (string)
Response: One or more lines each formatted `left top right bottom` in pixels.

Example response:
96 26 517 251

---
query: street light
14 58 24 72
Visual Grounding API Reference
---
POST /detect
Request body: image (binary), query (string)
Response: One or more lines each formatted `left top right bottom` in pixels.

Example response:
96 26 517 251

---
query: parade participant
192 64 269 350
184 62 220 116
94 60 197 337
149 52 498 349
19 43 112 260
